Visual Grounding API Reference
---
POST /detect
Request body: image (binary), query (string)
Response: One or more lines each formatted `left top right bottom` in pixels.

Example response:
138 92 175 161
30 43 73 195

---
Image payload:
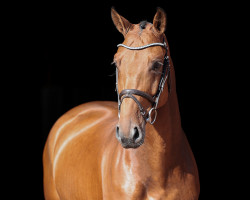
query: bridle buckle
147 108 157 125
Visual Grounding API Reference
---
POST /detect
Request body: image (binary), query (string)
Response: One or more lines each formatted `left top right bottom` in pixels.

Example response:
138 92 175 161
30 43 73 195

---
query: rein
116 41 170 124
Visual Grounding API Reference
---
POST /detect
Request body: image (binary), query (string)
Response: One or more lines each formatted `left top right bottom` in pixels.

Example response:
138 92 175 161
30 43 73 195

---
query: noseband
116 41 170 124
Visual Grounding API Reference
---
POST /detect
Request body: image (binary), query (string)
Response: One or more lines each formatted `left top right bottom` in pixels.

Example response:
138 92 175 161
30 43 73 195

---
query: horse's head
111 8 170 148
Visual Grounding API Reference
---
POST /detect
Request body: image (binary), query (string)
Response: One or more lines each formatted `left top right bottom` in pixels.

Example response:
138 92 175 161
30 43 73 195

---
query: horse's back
43 101 118 200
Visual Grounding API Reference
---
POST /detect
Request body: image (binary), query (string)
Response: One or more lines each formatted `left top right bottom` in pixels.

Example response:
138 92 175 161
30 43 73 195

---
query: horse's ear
111 7 132 37
153 7 167 34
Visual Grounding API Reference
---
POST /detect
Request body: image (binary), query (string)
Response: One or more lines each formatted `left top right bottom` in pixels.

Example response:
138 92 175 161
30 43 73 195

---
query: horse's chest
102 147 169 199
112 176 146 200
102 155 147 199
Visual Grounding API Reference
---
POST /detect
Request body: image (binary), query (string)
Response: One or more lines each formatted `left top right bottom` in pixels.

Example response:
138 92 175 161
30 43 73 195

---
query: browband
117 42 167 50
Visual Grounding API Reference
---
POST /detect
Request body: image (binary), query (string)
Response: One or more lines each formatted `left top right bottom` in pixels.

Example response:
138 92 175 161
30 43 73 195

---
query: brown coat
43 8 200 200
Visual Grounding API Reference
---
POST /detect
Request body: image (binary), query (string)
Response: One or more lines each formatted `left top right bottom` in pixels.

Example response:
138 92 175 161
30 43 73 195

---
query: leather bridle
116 40 170 124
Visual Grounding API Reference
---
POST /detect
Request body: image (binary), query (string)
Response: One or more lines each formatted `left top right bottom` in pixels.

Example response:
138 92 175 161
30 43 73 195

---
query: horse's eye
151 62 162 72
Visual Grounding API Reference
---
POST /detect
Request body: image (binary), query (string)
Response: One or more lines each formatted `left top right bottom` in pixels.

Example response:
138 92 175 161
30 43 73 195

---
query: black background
8 1 235 199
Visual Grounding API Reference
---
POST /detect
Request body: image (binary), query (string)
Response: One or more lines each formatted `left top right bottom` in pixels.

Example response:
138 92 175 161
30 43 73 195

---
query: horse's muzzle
116 125 144 148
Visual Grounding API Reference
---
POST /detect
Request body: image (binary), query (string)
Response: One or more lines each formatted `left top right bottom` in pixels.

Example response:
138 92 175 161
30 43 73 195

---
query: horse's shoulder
163 166 200 199
45 101 118 160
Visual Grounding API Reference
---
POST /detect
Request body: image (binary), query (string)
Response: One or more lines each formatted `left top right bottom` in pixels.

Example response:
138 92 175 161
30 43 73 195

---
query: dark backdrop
12 1 233 199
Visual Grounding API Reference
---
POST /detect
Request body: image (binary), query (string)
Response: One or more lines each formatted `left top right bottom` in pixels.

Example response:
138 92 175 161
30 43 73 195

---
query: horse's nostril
133 127 140 142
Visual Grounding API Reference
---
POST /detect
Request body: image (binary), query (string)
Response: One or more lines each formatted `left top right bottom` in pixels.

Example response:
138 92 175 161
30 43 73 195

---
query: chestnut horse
43 8 200 200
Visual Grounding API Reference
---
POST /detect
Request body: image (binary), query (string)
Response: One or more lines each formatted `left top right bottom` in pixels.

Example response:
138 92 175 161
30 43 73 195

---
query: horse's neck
153 64 182 146
149 58 183 153
124 64 185 184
